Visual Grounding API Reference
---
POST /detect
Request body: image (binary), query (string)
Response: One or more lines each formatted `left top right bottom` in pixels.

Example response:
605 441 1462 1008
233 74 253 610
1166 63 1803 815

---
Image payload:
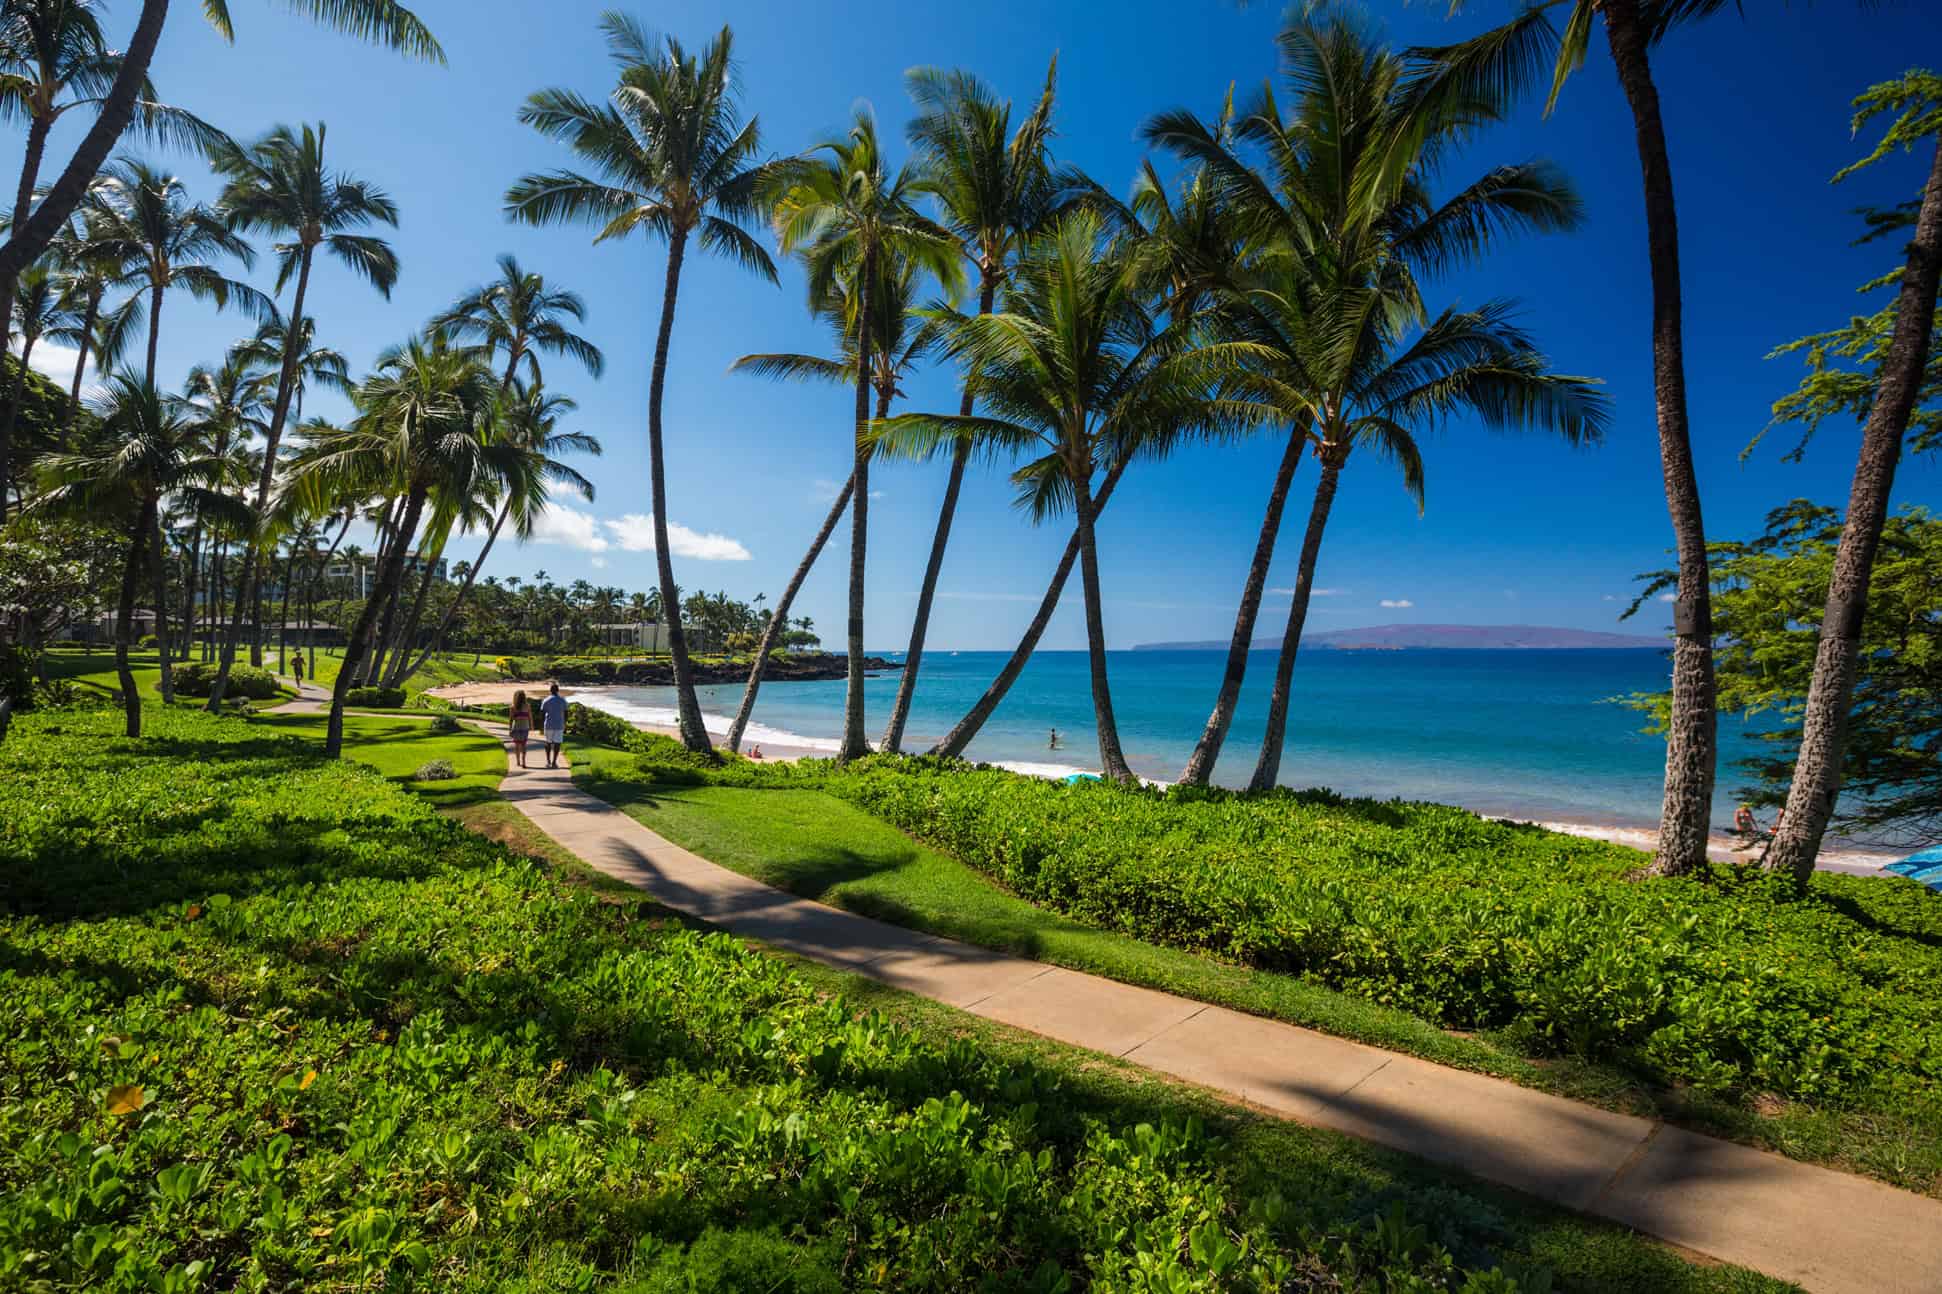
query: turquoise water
583 647 1778 834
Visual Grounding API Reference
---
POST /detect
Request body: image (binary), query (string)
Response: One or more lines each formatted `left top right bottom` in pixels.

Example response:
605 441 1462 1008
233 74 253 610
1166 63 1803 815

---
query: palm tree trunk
328 485 426 757
145 284 164 386
1603 0 1717 876
308 516 354 677
1767 137 1942 884
278 543 297 676
1181 424 1307 785
382 539 443 686
181 522 202 661
150 514 174 704
1249 450 1346 793
1072 463 1131 780
880 277 997 753
645 228 711 750
66 287 99 439
363 539 421 687
115 496 158 739
0 113 53 474
206 538 225 663
725 471 855 752
208 245 315 707
396 505 502 688
838 244 879 762
0 337 36 523
930 458 1131 759
0 0 168 286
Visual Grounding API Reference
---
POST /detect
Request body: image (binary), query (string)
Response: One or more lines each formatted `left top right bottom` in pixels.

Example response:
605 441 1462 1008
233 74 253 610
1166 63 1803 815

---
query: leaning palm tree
1417 0 1732 872
876 211 1266 781
430 254 606 390
768 107 958 760
507 17 785 755
205 121 400 701
723 251 946 754
876 59 1064 754
0 261 76 520
285 336 503 757
391 384 599 689
32 373 241 735
0 0 437 296
1156 19 1607 792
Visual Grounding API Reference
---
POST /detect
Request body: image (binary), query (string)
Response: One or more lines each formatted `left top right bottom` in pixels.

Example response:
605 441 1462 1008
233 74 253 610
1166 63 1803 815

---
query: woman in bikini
508 689 533 769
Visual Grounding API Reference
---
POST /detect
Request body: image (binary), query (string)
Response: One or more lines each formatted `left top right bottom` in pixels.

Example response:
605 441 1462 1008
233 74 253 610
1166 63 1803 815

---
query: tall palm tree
234 313 353 426
1420 0 1732 872
1767 79 1942 883
47 189 130 436
205 121 400 701
877 59 1063 754
768 107 957 760
507 17 785 755
286 336 504 756
723 250 946 753
89 157 268 384
179 350 269 659
1156 19 1607 792
876 211 1264 780
0 0 437 295
0 261 76 519
430 253 606 390
32 373 241 735
392 384 598 688
0 0 225 384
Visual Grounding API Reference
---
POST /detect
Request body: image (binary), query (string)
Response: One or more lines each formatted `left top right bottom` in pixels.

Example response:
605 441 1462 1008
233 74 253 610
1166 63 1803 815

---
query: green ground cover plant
580 749 1942 1186
0 708 1772 1292
167 662 280 700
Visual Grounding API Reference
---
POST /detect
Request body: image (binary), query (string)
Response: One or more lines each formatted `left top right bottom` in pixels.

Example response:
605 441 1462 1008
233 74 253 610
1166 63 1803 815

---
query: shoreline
427 680 1896 874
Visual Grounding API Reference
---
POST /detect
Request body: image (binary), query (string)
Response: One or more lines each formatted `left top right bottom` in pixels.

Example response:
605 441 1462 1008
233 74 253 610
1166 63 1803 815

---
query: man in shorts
539 682 569 769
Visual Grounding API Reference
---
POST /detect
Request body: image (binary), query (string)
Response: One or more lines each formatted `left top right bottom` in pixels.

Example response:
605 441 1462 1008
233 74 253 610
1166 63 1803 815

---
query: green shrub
428 713 462 735
0 708 1579 1293
344 685 406 708
619 755 1942 1106
167 661 280 700
413 757 457 781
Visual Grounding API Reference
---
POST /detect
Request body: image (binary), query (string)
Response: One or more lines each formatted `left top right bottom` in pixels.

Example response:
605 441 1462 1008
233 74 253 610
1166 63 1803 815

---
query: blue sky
9 0 1938 649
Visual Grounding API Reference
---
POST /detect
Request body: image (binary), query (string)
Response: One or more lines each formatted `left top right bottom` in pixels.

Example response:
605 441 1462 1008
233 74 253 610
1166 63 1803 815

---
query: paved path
266 676 330 714
485 740 1942 1294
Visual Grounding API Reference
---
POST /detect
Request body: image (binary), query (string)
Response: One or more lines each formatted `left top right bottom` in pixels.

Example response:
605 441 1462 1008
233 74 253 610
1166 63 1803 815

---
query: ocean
575 646 1801 839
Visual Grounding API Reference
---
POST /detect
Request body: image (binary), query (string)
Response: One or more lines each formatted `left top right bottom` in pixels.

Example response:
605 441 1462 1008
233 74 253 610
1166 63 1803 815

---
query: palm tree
0 0 437 296
876 210 1263 780
1766 79 1942 883
1419 1 1732 872
768 107 957 760
205 121 400 701
0 261 76 520
507 17 785 755
234 313 354 426
286 335 503 756
723 250 946 753
47 190 131 436
1155 19 1607 792
88 158 268 384
179 350 269 659
392 384 597 687
32 373 240 735
0 0 225 385
878 59 1063 754
430 253 605 390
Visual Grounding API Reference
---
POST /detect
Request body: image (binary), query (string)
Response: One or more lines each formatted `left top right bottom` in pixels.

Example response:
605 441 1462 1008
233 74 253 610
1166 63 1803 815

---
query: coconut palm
204 121 400 698
508 17 786 754
723 251 945 753
876 210 1267 780
234 313 354 426
89 157 269 384
47 189 132 435
179 350 269 659
1146 18 1603 791
877 59 1064 753
1416 1 1734 871
768 107 958 760
286 335 504 756
0 0 437 296
391 385 597 688
430 254 606 390
0 261 76 520
32 373 242 734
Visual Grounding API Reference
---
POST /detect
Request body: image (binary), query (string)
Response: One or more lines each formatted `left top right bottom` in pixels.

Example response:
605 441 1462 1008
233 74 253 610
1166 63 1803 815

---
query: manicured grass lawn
0 705 1779 1292
275 645 499 696
575 747 1942 1197
40 648 295 704
253 710 508 809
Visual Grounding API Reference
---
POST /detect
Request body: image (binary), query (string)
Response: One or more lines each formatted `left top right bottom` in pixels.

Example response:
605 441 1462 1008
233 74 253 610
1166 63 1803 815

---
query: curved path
485 734 1940 1294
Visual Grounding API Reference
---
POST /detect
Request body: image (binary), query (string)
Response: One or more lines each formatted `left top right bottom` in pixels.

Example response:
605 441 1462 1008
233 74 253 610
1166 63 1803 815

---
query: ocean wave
572 688 843 754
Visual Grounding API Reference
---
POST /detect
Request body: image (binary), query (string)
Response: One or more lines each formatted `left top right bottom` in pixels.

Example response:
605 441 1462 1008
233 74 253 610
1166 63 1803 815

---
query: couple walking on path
509 683 568 770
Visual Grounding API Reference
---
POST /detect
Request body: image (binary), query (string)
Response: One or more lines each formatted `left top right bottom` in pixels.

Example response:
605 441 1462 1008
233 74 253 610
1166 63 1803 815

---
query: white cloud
1659 592 1676 603
15 339 87 384
1268 586 1341 597
526 505 750 561
590 556 606 569
811 478 844 502
937 589 1039 603
1602 594 1618 602
1379 598 1414 609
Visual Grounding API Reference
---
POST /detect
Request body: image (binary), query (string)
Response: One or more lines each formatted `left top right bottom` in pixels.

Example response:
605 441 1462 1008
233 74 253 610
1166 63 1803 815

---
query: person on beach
539 683 568 769
508 690 533 769
1734 803 1758 837
1048 727 1061 751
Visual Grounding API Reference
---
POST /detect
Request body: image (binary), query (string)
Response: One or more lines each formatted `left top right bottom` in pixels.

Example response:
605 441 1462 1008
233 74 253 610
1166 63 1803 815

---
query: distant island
1133 623 1667 652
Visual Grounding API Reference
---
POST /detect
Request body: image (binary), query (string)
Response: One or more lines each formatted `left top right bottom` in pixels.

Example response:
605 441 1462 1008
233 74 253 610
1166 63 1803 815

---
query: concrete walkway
488 741 1942 1294
266 676 330 714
